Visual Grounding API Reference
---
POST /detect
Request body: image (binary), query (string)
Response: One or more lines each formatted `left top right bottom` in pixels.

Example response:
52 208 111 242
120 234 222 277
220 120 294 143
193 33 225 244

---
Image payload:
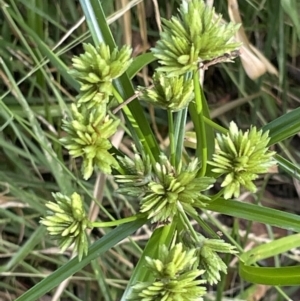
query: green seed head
209 121 276 199
40 192 91 261
151 0 241 76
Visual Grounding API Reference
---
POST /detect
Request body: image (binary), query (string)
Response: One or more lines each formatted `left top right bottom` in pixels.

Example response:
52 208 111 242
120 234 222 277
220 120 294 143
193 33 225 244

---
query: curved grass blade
275 154 300 181
240 265 300 286
127 52 156 79
239 233 300 285
263 107 300 145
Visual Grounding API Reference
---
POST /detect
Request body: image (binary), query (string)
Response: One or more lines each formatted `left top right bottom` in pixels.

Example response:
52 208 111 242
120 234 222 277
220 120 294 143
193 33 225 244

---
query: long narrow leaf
127 53 156 79
263 107 300 145
239 233 300 285
275 154 300 181
206 198 300 232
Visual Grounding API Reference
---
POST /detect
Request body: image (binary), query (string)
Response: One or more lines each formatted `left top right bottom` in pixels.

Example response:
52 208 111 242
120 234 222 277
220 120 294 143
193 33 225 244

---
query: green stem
174 108 187 168
203 116 228 134
168 110 176 166
216 255 228 301
188 212 220 239
192 71 207 177
210 188 225 201
91 213 147 228
177 202 198 242
112 87 156 166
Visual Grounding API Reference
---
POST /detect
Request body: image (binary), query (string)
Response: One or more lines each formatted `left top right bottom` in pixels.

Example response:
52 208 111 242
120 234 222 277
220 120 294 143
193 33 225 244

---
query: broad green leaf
240 264 300 286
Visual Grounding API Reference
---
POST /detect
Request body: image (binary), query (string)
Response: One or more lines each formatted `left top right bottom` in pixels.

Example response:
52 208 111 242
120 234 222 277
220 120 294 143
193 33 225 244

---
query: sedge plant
29 0 300 300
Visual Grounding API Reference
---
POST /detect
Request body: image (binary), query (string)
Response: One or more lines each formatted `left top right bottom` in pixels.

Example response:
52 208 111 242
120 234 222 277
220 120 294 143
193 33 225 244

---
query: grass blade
263 107 300 145
0 226 46 273
240 233 300 285
206 198 300 232
0 58 72 194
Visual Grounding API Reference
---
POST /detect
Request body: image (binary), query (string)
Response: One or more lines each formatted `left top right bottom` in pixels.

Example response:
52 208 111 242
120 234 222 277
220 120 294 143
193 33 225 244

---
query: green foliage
239 233 300 286
1 0 300 300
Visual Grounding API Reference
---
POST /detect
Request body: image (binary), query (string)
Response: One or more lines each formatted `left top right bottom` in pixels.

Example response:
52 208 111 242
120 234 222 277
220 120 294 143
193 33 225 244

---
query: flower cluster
142 156 214 222
70 43 132 109
61 104 119 180
138 72 194 111
116 154 215 223
40 192 91 261
41 1 248 284
198 238 238 284
151 0 241 76
127 243 207 301
209 121 276 199
61 42 133 179
115 146 152 197
183 232 238 284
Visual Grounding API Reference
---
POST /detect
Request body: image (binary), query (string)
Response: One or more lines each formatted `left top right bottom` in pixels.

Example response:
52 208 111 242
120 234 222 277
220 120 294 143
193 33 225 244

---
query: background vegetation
0 0 300 300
